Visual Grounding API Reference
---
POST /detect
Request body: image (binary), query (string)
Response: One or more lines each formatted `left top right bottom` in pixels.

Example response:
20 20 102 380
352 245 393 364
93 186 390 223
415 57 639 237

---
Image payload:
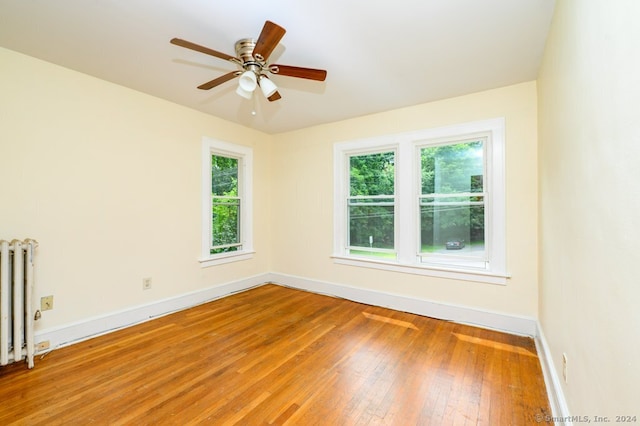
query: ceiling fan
170 20 327 102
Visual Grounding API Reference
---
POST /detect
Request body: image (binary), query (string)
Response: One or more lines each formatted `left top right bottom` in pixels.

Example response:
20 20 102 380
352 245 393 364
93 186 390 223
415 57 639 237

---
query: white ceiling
0 0 555 134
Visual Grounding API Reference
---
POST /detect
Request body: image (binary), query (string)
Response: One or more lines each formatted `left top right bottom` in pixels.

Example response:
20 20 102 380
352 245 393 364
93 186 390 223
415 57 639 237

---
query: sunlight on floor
452 332 537 357
362 312 419 330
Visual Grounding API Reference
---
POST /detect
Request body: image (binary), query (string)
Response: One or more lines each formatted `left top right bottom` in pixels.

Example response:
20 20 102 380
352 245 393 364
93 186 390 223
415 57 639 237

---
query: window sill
199 250 255 268
331 255 510 285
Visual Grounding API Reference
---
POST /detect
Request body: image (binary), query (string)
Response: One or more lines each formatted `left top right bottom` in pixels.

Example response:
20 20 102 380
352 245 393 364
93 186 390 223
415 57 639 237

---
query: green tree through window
348 151 395 256
211 155 240 254
420 140 485 257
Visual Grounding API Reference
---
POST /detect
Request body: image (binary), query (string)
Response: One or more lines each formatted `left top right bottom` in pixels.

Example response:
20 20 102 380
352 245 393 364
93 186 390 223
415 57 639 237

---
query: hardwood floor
0 284 552 425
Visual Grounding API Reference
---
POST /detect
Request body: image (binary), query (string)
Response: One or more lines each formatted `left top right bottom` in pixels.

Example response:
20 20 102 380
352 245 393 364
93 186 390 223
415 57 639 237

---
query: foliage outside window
348 151 396 258
211 155 241 254
201 138 253 267
333 118 507 284
419 140 487 269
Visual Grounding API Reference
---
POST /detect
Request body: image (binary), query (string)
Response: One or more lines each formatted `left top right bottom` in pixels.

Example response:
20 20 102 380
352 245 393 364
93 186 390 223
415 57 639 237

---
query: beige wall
538 0 640 416
271 82 539 317
1 47 273 331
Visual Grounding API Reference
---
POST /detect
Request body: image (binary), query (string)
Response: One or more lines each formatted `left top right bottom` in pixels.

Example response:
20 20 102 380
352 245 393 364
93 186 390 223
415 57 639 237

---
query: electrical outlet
142 277 152 290
36 341 50 352
41 295 54 311
562 353 568 383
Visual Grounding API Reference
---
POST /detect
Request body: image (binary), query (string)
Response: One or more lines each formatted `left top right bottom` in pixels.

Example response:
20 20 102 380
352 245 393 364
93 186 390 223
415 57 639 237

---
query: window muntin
347 150 396 258
418 139 487 268
211 154 241 254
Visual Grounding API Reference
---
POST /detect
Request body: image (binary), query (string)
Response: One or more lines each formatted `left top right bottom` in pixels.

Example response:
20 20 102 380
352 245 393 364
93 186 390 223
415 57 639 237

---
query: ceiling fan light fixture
236 85 253 99
238 70 257 92
259 76 278 98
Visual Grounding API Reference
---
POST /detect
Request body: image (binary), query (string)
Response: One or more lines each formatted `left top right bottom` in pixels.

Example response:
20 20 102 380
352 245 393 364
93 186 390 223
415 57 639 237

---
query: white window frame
200 137 254 267
333 118 508 285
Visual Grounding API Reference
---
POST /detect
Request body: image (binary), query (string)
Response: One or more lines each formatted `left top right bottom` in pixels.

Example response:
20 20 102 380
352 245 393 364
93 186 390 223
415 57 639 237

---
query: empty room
1 0 639 424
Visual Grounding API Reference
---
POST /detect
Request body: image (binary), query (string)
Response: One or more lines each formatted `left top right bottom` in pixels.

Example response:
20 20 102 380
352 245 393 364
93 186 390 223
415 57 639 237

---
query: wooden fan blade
253 21 286 61
269 64 327 81
267 91 282 102
197 71 239 90
170 38 237 62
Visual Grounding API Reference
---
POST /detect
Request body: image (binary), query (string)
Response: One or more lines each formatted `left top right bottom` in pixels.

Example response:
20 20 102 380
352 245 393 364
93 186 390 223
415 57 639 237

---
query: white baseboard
35 273 270 352
266 272 538 336
535 322 571 425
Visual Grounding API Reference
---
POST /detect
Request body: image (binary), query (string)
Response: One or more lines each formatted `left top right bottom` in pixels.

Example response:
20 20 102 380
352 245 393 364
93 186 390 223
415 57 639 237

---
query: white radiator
0 239 38 369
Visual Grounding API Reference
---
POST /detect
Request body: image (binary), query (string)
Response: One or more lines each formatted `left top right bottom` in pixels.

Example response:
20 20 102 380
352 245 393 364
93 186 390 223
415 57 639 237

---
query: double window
334 118 507 284
201 138 253 266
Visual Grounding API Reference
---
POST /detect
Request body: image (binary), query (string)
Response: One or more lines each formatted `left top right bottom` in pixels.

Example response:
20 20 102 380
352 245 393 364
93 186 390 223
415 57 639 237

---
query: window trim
200 137 254 267
333 118 508 285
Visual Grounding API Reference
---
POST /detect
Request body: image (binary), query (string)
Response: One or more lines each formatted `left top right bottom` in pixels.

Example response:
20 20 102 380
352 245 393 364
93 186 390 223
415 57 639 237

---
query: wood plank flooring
0 284 552 425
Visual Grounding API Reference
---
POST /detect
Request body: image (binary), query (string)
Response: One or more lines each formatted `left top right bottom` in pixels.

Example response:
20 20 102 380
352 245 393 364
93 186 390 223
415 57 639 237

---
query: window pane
212 155 238 196
349 204 395 249
350 152 395 196
421 141 484 194
420 196 485 257
211 198 240 248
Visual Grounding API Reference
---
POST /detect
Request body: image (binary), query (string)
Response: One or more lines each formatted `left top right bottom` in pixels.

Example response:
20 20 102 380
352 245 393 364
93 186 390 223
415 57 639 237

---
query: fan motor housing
235 38 259 63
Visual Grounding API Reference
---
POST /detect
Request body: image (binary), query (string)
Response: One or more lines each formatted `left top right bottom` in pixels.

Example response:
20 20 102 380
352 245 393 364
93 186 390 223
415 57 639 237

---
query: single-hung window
211 154 241 254
347 150 396 259
201 138 253 267
419 138 487 269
